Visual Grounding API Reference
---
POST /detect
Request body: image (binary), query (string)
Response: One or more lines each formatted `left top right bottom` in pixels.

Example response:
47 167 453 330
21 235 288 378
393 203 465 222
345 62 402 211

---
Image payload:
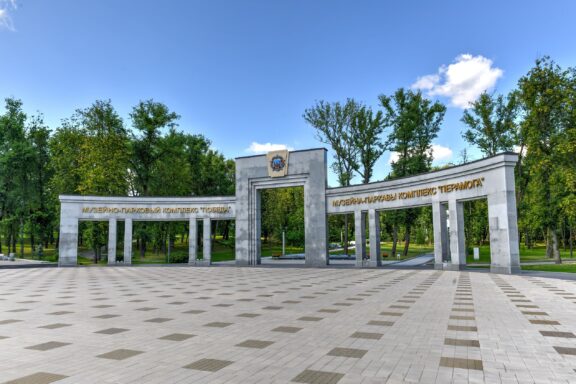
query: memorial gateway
58 148 520 274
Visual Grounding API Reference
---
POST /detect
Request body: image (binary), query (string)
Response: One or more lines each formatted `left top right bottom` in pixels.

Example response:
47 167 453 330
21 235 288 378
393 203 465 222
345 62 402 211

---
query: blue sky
1 1 575 186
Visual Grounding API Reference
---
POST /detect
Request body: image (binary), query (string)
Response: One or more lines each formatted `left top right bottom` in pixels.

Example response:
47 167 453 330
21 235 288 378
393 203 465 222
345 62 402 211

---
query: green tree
304 99 360 186
350 105 388 184
518 57 574 264
0 98 35 256
461 91 519 156
304 99 361 256
379 88 446 256
70 100 130 262
27 115 54 256
129 100 180 196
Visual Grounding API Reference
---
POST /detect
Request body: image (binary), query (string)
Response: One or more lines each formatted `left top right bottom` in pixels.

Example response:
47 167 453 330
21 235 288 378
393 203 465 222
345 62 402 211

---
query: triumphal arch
59 148 520 274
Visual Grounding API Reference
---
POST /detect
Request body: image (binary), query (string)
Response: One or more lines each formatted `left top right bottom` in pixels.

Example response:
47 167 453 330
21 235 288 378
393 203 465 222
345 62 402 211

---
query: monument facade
59 148 520 274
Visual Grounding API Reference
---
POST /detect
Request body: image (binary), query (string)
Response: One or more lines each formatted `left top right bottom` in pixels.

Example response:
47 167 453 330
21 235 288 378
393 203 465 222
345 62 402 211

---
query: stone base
442 263 466 271
194 260 212 266
490 265 521 275
235 260 260 266
367 260 381 267
58 258 77 267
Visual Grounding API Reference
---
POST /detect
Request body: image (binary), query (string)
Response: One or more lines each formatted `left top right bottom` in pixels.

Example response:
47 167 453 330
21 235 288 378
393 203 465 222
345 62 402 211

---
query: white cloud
387 152 399 164
246 142 294 154
430 144 453 162
412 54 503 109
387 144 453 165
513 145 527 156
0 0 17 31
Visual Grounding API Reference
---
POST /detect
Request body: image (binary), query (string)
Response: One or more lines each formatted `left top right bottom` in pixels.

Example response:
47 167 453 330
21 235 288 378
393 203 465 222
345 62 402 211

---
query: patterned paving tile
236 313 261 318
3 372 68 384
444 338 480 347
350 331 382 340
298 316 323 322
183 358 234 372
96 349 143 360
25 341 71 351
292 369 344 384
38 323 71 329
553 346 576 356
367 320 394 327
182 309 205 314
439 356 483 370
94 328 129 335
235 339 275 349
447 325 478 332
327 347 367 358
92 314 120 319
145 317 173 323
540 331 576 338
272 326 302 333
0 319 23 325
158 333 195 341
204 322 233 328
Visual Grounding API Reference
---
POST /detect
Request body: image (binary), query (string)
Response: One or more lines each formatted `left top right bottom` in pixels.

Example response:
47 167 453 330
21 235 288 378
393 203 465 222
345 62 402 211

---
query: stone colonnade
58 196 235 266
102 217 215 265
326 152 520 274
59 150 520 274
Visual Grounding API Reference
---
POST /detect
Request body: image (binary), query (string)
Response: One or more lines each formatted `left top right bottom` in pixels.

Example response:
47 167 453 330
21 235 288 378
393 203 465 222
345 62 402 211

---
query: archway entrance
260 186 305 264
235 149 329 266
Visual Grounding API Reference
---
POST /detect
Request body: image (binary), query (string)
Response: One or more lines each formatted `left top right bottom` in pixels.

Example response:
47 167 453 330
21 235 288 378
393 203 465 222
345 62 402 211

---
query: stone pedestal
354 210 366 267
368 209 381 267
124 218 132 265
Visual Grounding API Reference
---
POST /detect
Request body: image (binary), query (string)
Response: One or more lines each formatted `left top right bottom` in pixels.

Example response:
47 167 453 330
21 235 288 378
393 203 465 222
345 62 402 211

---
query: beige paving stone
25 341 70 351
2 372 68 384
292 369 344 384
2 267 576 383
235 339 275 349
158 333 195 341
96 349 143 360
183 358 234 372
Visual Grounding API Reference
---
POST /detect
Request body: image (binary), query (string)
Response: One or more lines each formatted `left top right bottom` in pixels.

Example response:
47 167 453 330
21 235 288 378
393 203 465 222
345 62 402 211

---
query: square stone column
124 218 132 265
432 201 449 269
108 218 117 265
447 199 466 270
203 218 212 265
368 209 381 267
58 217 78 266
487 168 520 274
188 218 197 264
354 210 366 267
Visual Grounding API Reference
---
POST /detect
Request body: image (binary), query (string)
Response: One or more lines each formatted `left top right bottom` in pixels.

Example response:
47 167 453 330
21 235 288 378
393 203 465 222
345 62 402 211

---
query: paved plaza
0 267 575 383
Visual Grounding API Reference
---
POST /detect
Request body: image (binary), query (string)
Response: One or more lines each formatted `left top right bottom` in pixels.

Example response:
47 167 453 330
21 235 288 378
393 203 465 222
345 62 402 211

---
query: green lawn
521 264 576 273
466 244 576 264
14 237 576 273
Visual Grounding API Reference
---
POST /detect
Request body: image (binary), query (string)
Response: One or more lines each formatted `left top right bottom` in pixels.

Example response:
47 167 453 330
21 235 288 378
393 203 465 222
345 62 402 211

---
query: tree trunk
391 225 398 258
11 229 16 253
546 227 553 259
212 221 219 241
570 226 573 259
551 228 561 264
343 215 349 256
403 225 411 257
20 218 24 258
140 238 146 258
